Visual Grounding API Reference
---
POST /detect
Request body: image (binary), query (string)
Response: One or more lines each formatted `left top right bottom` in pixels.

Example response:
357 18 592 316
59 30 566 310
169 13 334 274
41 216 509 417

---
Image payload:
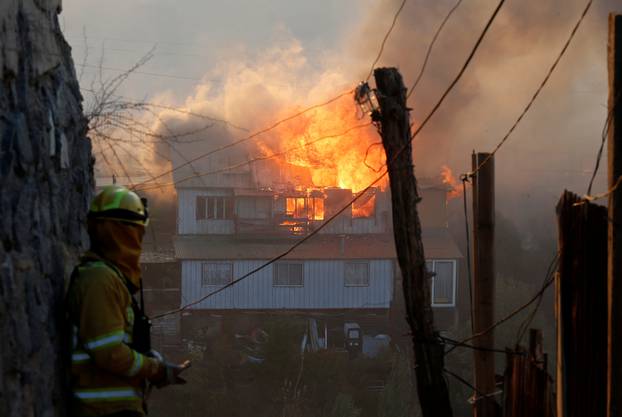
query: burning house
169 150 463 341
145 93 464 346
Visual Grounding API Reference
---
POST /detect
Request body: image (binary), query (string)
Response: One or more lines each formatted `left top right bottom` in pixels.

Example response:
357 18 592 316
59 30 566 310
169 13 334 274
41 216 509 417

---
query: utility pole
471 152 499 417
556 191 608 417
374 67 453 417
608 13 622 417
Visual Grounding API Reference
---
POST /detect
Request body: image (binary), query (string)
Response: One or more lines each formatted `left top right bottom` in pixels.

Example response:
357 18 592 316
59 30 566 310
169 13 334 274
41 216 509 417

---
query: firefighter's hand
156 360 191 388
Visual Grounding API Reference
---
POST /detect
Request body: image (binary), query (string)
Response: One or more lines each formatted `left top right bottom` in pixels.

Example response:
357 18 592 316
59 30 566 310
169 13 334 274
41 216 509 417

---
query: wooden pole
374 67 453 417
608 13 622 417
471 152 499 417
503 329 554 417
556 191 608 417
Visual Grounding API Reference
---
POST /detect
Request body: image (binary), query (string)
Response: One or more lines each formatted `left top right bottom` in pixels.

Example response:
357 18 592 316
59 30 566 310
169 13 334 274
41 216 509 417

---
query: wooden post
503 329 554 417
608 13 622 417
525 329 552 417
556 191 608 417
471 152 499 417
374 67 453 417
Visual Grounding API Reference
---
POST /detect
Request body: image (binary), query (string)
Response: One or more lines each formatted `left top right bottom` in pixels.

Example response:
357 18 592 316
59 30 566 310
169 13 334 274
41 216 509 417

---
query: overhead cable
152 0 507 319
465 0 594 179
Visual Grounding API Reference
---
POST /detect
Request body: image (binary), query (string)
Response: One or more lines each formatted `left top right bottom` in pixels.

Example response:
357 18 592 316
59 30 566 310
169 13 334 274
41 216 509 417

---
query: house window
352 191 376 218
201 263 233 286
344 262 370 287
273 263 304 287
285 197 308 218
196 196 234 220
426 260 456 307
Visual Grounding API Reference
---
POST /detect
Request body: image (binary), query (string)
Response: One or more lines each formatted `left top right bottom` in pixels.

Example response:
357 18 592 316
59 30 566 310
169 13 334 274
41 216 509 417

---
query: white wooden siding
181 259 394 310
178 189 234 235
319 217 389 234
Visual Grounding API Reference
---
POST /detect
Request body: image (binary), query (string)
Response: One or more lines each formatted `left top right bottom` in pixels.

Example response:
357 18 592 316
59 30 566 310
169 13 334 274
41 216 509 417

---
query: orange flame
352 190 376 218
440 165 463 200
285 196 325 220
264 97 387 193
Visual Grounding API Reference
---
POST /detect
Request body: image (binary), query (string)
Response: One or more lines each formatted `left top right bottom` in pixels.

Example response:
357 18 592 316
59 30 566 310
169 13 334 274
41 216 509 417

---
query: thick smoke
146 0 618 235
350 0 618 232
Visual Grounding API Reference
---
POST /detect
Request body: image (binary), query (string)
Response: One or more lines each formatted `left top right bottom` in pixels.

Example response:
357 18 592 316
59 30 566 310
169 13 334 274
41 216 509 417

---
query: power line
70 43 215 60
80 87 248 131
3 45 210 82
131 89 355 190
406 0 505 142
134 123 372 192
365 0 408 82
440 336 524 356
407 0 464 98
130 0 412 190
515 254 560 345
587 92 622 195
579 175 622 203
465 0 595 179
152 0 507 319
443 368 489 400
445 253 558 355
64 33 213 49
77 62 205 81
114 141 166 189
151 165 387 319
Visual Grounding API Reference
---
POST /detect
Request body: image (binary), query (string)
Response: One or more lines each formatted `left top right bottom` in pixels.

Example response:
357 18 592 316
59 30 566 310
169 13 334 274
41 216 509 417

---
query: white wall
177 188 235 235
181 259 394 310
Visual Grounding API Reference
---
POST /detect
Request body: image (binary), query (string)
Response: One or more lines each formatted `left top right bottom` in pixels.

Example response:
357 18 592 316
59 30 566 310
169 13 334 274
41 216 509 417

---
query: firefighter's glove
155 360 191 388
147 349 164 362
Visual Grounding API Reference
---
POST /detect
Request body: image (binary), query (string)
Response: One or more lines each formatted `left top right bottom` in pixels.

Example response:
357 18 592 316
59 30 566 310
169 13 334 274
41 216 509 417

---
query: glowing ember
440 165 463 200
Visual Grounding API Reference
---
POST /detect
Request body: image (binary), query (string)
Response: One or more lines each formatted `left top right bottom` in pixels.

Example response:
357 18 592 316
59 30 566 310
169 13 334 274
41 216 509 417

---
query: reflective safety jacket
66 253 163 417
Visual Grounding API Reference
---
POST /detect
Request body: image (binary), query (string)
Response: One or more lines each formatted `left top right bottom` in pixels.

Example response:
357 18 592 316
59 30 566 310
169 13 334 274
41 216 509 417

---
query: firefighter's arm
78 273 163 381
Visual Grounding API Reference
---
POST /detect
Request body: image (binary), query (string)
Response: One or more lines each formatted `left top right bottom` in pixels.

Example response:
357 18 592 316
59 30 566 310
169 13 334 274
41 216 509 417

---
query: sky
61 0 370 100
60 0 620 238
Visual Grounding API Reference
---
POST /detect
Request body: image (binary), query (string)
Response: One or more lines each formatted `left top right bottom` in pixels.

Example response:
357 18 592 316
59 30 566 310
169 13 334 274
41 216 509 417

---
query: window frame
201 262 234 287
196 196 234 221
427 259 457 308
272 262 304 287
344 261 370 287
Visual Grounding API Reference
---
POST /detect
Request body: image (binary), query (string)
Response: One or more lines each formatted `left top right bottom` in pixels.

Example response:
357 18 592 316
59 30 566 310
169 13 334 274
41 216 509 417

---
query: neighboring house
171 162 463 336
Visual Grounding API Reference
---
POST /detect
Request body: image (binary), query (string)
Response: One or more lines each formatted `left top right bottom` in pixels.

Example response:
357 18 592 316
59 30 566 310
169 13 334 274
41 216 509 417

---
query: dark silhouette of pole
556 191 608 417
375 67 453 417
608 13 622 417
471 152 499 417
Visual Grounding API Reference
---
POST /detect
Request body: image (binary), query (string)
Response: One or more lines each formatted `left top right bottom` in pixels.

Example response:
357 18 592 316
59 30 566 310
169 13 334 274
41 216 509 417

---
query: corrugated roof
173 228 462 260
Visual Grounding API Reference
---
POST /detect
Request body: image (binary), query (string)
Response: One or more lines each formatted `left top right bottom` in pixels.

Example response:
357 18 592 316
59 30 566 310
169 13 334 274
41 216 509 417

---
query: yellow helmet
89 185 149 226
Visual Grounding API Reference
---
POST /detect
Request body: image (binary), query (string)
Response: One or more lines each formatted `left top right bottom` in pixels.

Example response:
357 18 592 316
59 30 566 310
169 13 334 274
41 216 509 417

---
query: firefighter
66 185 189 417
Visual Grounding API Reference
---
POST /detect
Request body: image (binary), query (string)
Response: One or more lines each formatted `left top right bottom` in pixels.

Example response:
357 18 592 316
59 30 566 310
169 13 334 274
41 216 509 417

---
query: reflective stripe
84 330 125 350
74 387 140 402
72 351 91 364
127 351 144 377
72 326 78 349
